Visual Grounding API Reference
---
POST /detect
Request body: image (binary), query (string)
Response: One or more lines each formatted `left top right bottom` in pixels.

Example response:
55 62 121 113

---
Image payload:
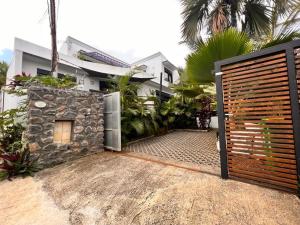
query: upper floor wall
131 52 180 87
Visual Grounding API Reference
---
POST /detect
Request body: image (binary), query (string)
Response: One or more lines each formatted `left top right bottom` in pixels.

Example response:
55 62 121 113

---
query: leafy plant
8 73 77 92
112 73 159 144
0 123 25 152
186 28 253 84
195 95 212 130
0 73 76 181
160 98 184 129
0 147 40 181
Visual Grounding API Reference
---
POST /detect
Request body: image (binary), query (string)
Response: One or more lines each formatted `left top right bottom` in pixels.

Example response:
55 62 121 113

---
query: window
99 80 110 91
164 68 173 83
37 68 51 76
53 121 72 144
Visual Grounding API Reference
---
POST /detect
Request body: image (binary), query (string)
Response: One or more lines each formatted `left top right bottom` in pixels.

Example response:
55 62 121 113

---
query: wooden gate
215 41 300 194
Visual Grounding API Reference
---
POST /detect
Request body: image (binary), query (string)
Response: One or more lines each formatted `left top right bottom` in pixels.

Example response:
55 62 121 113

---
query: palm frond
130 119 145 135
242 1 271 37
186 28 253 84
181 0 210 44
261 31 300 49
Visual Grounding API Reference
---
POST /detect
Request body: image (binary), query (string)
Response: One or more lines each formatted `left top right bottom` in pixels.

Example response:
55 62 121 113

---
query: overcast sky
0 0 190 66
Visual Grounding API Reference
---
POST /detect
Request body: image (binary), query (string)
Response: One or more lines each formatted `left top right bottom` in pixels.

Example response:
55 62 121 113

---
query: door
104 92 121 151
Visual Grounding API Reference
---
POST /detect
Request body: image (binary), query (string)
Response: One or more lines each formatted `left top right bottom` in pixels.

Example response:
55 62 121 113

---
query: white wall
210 116 218 129
138 83 155 97
132 53 180 88
3 51 103 111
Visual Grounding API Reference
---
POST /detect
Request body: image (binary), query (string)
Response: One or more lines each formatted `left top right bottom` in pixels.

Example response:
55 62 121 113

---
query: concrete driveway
0 152 299 225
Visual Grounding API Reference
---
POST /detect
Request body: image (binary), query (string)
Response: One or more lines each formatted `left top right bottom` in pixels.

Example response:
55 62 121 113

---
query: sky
0 0 190 66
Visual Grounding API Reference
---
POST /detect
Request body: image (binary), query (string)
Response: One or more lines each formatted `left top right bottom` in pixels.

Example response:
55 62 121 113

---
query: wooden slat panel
225 119 292 124
223 69 287 84
222 62 286 78
225 134 294 144
224 81 289 94
227 148 295 159
229 167 297 184
222 52 286 71
228 155 296 169
223 87 290 98
228 161 297 175
229 171 298 189
226 132 294 139
223 76 289 91
224 91 290 101
220 51 299 192
223 57 287 77
228 147 295 155
229 165 297 180
224 101 292 109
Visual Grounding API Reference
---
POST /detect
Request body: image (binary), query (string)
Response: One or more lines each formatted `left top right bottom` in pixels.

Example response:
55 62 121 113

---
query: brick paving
123 130 220 167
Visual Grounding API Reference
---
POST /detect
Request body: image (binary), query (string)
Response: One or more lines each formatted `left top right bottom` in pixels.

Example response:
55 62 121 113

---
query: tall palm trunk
230 2 238 28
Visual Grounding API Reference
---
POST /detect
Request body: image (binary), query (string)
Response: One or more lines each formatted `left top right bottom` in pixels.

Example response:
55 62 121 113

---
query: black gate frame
215 40 300 194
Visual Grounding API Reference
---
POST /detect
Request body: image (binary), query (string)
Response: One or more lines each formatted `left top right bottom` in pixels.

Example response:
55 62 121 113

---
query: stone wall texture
26 86 104 167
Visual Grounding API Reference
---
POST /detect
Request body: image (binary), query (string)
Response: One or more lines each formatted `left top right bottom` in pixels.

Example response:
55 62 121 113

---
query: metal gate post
286 46 300 195
215 63 228 179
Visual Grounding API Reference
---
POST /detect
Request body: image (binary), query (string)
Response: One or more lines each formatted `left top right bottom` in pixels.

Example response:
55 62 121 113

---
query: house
2 37 179 111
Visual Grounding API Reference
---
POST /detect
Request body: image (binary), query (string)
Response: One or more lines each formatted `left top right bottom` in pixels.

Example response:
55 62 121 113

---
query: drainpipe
159 72 163 105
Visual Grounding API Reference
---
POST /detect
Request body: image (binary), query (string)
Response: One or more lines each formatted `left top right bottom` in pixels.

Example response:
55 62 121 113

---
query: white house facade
2 37 179 111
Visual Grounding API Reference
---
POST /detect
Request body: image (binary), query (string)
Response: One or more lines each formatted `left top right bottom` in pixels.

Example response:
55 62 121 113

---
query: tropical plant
0 61 8 87
0 73 76 181
111 73 159 144
8 73 77 91
260 1 300 48
0 147 40 181
181 0 272 46
195 95 212 130
186 28 253 84
160 97 184 129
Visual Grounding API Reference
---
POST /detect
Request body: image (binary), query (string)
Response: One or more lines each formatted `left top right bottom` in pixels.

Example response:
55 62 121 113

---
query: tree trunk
230 2 238 28
49 0 58 77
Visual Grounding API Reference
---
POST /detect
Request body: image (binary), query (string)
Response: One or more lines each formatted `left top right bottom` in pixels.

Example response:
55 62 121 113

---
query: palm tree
260 0 300 48
185 28 253 84
180 0 300 46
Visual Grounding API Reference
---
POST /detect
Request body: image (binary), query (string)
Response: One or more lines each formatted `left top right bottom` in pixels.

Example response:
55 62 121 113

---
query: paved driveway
1 152 299 225
123 130 220 167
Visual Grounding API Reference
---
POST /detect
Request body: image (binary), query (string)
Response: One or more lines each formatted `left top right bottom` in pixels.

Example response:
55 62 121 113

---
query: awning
81 67 155 83
162 60 177 71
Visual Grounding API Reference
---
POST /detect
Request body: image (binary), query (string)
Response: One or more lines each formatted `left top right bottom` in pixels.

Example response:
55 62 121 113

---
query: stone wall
26 86 104 167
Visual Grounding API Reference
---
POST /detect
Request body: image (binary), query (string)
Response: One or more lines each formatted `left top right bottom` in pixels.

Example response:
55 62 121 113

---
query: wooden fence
215 41 300 194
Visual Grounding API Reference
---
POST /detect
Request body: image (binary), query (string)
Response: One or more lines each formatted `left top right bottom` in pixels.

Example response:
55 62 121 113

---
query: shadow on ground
0 152 299 225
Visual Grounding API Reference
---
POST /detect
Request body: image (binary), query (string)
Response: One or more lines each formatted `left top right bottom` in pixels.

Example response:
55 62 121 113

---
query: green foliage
257 1 300 48
0 61 8 87
186 28 253 84
0 106 39 180
0 147 40 181
180 0 272 46
8 73 77 92
112 73 159 144
0 73 76 181
160 98 184 129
